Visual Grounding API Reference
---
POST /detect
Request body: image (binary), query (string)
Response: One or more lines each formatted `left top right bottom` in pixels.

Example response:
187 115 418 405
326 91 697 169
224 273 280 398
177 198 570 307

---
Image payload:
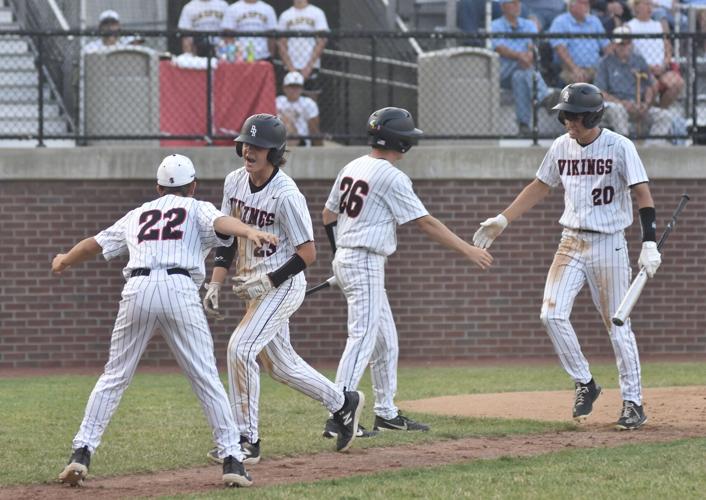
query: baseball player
320 107 493 439
54 154 278 488
473 83 661 430
202 113 364 463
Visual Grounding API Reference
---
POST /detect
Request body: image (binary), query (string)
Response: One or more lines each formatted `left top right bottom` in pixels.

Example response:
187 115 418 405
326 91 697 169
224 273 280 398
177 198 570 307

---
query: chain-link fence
1 29 706 146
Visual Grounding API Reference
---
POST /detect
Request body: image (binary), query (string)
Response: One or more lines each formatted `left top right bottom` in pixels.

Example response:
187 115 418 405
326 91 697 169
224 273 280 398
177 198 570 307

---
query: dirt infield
4 386 705 499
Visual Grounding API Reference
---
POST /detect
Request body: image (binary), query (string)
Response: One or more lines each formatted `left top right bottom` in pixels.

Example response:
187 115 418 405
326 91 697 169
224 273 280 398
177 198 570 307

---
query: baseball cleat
222 455 252 488
615 400 647 430
207 447 223 465
58 445 91 487
573 379 601 422
332 390 365 452
373 413 430 432
322 418 378 439
240 437 261 465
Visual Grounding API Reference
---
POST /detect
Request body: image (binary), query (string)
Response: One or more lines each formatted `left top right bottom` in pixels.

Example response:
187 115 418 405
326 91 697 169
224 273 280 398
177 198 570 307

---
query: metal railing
0 30 705 146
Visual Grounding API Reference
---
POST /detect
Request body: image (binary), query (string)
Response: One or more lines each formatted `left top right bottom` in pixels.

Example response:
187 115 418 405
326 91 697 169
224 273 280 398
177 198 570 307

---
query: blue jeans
501 67 550 126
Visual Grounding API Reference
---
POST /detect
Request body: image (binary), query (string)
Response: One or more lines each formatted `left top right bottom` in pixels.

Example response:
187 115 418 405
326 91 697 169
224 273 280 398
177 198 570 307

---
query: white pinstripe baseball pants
227 277 344 443
540 229 643 404
72 271 243 460
333 248 399 420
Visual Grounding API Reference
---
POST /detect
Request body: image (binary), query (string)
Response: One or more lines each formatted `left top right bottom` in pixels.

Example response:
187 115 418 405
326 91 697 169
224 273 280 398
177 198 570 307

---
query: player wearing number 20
473 83 661 431
321 107 493 437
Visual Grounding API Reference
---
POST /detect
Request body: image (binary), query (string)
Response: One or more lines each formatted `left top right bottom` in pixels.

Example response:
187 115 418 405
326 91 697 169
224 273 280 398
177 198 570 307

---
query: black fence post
691 35 698 145
344 54 350 144
371 36 377 112
531 42 539 146
36 34 45 148
206 39 213 145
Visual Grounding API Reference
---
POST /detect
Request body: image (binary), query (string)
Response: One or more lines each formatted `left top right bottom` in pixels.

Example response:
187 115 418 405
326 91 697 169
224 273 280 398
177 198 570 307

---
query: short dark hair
159 180 195 196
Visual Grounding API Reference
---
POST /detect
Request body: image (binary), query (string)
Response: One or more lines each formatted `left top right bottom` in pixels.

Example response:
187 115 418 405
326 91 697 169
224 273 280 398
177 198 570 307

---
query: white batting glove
203 282 223 320
232 275 273 300
638 241 661 278
473 214 508 249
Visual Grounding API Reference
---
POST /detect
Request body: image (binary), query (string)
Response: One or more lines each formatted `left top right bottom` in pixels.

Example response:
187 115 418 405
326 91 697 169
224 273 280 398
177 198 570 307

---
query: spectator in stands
548 0 610 84
491 0 561 135
277 0 329 100
523 0 567 30
627 0 684 108
83 10 138 53
594 26 672 142
590 0 632 33
221 0 277 62
178 0 229 57
276 71 321 146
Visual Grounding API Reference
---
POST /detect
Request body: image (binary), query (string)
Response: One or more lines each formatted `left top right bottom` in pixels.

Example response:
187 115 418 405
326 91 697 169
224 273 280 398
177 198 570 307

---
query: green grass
171 438 706 499
1 361 705 487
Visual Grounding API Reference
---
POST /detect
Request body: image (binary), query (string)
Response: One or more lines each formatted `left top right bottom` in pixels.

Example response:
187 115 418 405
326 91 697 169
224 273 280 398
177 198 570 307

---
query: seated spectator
221 0 277 62
458 0 532 44
594 26 672 142
590 0 632 33
83 10 138 53
523 0 567 30
650 0 677 30
276 71 321 146
491 0 561 135
277 0 329 100
178 0 229 57
627 0 684 108
549 0 610 84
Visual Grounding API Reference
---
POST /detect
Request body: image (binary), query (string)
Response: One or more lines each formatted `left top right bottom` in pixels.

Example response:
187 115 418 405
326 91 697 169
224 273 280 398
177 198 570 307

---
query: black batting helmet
367 107 423 153
552 83 604 129
235 114 286 166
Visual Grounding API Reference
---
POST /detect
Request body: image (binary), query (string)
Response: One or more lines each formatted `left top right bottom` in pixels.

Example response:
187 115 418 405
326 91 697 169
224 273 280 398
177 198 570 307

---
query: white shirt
325 155 429 256
178 0 229 31
536 128 649 233
626 18 666 67
277 4 329 70
222 0 277 60
94 195 232 287
82 37 136 53
220 167 313 283
275 95 319 136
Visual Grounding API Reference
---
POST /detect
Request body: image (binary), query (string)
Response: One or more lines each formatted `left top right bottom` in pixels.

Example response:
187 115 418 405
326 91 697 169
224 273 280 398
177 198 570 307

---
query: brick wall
1 179 703 369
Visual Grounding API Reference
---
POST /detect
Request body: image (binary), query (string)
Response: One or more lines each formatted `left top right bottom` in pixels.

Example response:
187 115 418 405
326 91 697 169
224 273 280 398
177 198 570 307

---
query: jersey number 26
339 177 369 217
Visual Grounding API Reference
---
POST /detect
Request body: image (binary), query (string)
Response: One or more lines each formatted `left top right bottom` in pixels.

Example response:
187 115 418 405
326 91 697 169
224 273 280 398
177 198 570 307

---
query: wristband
639 207 656 242
214 239 237 269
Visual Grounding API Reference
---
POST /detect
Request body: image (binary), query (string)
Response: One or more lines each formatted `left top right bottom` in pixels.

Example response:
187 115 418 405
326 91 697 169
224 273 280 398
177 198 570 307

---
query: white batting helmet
157 154 196 187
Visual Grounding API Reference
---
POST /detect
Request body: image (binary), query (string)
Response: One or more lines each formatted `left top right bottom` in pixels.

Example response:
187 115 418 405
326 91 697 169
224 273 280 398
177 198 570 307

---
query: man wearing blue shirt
491 0 559 135
548 0 610 84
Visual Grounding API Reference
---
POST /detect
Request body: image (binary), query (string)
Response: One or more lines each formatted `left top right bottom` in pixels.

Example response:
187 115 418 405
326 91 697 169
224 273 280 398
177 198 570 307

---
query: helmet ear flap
235 142 243 158
583 107 604 128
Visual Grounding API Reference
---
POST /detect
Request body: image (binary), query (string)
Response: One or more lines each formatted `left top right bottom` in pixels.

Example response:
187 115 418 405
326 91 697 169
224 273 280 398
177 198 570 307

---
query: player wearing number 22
320 107 493 438
201 114 365 465
474 83 662 431
53 154 279 488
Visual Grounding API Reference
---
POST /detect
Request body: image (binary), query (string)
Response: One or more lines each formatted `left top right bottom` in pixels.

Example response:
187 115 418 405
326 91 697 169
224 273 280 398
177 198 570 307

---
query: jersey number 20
339 177 369 217
137 208 186 243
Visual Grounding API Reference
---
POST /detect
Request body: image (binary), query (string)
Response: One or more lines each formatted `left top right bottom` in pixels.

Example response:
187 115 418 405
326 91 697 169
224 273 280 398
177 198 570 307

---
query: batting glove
473 214 508 249
232 275 273 301
638 241 661 278
203 282 223 320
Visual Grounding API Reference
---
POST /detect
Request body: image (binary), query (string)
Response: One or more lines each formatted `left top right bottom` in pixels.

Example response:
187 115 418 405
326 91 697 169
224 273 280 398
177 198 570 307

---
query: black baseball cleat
58 445 91 487
332 390 365 452
615 400 647 430
322 417 378 439
240 436 261 465
222 455 253 488
373 413 430 432
206 447 222 465
573 379 602 422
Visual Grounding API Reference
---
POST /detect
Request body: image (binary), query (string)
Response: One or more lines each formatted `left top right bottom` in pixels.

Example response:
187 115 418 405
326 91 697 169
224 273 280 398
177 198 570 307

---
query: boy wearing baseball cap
275 71 321 146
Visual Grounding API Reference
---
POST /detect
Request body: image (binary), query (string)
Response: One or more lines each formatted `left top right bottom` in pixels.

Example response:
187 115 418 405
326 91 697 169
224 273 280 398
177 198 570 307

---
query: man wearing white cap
54 154 278 489
276 71 321 146
83 10 137 53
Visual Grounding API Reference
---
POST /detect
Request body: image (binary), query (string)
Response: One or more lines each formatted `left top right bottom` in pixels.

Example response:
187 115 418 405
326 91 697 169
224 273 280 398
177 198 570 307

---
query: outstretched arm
52 237 103 274
213 216 278 247
414 215 493 270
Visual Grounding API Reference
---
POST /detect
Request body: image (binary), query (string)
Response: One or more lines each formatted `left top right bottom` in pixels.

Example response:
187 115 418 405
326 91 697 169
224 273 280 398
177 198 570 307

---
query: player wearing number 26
320 107 493 437
52 154 279 488
473 83 661 431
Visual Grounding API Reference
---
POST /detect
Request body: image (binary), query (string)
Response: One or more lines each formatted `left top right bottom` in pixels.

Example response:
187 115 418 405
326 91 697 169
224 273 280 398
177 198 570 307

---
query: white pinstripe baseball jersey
220 167 313 281
536 128 649 233
324 155 429 256
95 195 232 287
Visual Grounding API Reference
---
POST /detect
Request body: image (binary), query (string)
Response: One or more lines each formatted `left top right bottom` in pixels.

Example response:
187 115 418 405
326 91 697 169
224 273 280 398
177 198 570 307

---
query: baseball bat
305 275 336 297
612 194 690 326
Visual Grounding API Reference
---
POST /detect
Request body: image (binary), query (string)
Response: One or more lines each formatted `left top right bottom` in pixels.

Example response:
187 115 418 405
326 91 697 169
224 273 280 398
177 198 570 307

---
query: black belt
130 268 190 278
576 228 601 234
